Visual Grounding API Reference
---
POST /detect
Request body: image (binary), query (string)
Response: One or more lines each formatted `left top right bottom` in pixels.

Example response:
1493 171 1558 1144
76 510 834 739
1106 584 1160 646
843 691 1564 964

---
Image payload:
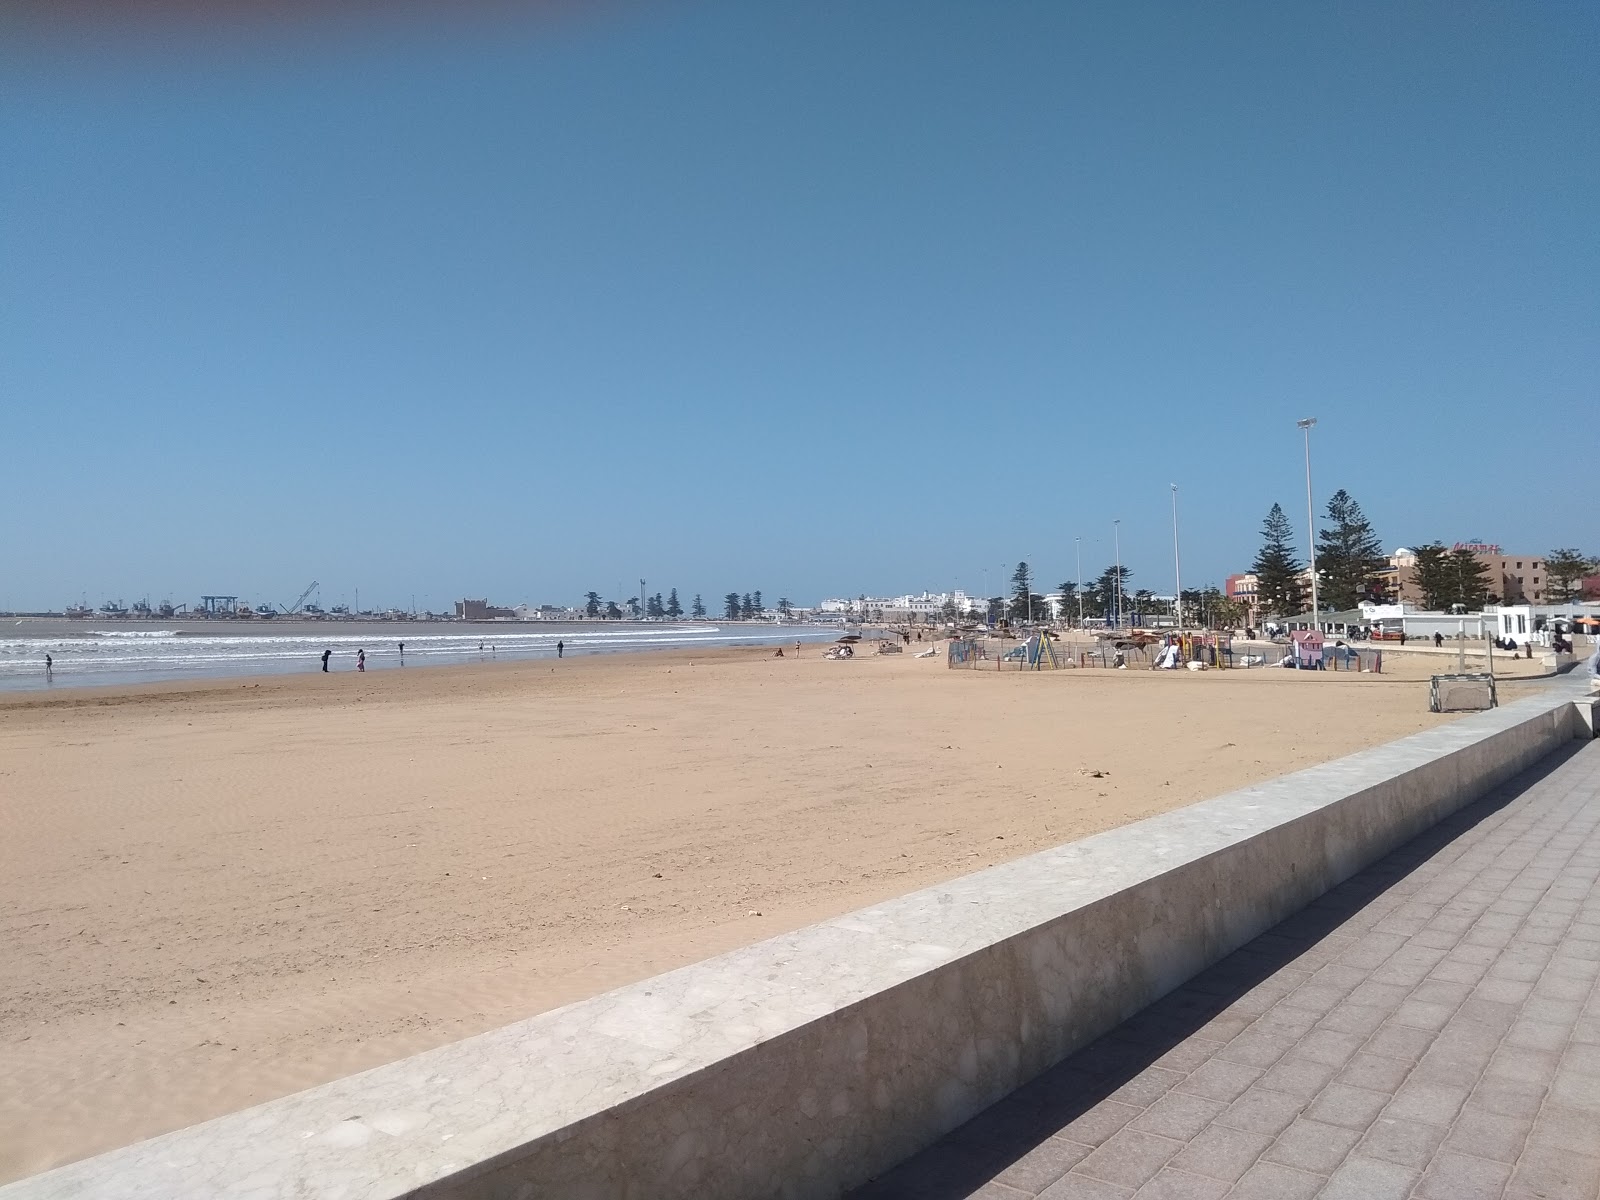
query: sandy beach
0 645 1537 1181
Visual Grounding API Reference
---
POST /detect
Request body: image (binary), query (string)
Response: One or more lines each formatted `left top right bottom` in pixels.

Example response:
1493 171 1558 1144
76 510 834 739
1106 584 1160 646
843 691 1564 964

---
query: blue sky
3 2 1595 613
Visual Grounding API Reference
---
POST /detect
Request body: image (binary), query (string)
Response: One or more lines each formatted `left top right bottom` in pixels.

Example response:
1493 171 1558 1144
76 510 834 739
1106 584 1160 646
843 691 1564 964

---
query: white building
814 590 983 620
1487 602 1600 646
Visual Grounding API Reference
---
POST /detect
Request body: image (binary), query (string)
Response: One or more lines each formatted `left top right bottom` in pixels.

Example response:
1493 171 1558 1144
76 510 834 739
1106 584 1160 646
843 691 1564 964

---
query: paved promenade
851 740 1600 1200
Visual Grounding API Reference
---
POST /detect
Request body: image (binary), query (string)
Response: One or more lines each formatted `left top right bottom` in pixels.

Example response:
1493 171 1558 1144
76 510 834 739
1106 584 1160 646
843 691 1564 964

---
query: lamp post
1075 536 1083 628
1171 484 1183 630
1113 520 1123 629
1298 418 1320 629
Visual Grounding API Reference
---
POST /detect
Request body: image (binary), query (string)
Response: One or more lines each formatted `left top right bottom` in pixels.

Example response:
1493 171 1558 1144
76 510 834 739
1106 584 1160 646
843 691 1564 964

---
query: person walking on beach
357 648 366 672
1434 632 1444 649
557 640 564 659
398 641 405 664
44 654 52 680
321 648 331 672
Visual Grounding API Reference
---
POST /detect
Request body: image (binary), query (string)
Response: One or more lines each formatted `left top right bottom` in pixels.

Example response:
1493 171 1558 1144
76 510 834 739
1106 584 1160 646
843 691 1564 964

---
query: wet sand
0 645 1483 1181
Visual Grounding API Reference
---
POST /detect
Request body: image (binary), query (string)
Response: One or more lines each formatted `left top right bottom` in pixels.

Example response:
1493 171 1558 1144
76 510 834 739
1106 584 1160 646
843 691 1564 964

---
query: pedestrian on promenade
1434 632 1444 649
1587 641 1600 694
321 648 331 672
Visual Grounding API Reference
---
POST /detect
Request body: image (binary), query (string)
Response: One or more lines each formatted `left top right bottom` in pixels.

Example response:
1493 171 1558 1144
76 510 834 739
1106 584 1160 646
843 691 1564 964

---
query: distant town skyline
3 4 1595 612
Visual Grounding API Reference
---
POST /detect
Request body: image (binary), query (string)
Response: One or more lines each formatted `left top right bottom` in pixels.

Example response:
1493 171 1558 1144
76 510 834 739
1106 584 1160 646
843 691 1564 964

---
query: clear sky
3 2 1595 614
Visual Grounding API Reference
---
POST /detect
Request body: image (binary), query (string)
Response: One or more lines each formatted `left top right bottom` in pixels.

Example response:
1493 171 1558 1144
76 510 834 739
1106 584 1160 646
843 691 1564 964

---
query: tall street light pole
1075 536 1083 628
1298 418 1319 628
1113 520 1123 629
1171 484 1183 630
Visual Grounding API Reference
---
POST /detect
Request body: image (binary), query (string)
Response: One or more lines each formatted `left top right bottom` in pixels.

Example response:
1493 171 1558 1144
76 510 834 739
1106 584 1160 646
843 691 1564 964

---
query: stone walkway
850 740 1600 1200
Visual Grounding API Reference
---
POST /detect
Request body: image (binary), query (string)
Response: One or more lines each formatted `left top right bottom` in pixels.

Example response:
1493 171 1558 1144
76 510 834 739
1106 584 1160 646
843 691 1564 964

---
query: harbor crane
280 580 319 615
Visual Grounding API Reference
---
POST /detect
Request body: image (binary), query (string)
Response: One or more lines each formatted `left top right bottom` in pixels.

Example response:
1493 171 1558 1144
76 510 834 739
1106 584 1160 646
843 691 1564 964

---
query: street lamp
1298 418 1320 628
1113 520 1123 629
1171 484 1183 630
1075 536 1083 628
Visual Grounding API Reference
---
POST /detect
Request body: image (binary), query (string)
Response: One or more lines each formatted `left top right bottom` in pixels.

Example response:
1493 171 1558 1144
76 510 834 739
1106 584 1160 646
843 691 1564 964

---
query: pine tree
1091 564 1132 622
1009 561 1032 620
1056 581 1079 623
777 597 792 617
1315 489 1387 611
723 592 741 620
740 592 754 619
666 588 683 618
645 593 664 618
604 600 622 620
626 596 641 618
1545 548 1594 602
583 591 601 618
1411 543 1453 610
752 590 764 616
1250 503 1306 617
1446 549 1495 610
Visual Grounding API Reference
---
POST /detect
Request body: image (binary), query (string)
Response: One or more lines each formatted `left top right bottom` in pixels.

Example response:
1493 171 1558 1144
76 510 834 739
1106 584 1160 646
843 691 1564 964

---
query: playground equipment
946 633 1068 670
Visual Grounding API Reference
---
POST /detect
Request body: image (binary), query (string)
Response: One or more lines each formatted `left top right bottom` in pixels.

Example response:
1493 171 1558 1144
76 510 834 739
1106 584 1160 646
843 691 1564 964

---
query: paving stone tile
1547 1064 1600 1113
1073 1131 1182 1191
1212 1087 1302 1137
993 1138 1095 1192
1390 998 1458 1031
1249 1005 1319 1037
1506 1016 1572 1052
1222 1160 1323 1199
1106 1067 1184 1108
1429 956 1489 985
1471 1075 1550 1119
1055 1101 1145 1147
1213 1026 1297 1069
1415 1150 1514 1200
1532 972 1591 1002
1251 1055 1337 1102
1363 1021 1438 1063
1445 1104 1531 1164
1036 1174 1136 1200
1261 1117 1361 1174
1293 1027 1363 1067
1333 1051 1412 1094
1317 1153 1421 1200
1304 1083 1390 1131
1125 1168 1227 1199
1316 1001 1390 1038
1172 1058 1260 1103
1410 978 1473 1008
1522 994 1584 1024
1382 1079 1470 1126
1506 1144 1600 1200
1344 980 1410 1009
1165 1124 1272 1183
1526 1102 1600 1156
1487 1045 1561 1086
1128 1093 1225 1141
1356 1114 1449 1169
1458 994 1524 1029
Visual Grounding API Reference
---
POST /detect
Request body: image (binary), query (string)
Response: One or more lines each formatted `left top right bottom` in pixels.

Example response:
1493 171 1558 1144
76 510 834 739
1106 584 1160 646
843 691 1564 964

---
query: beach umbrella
837 634 862 643
1574 616 1600 626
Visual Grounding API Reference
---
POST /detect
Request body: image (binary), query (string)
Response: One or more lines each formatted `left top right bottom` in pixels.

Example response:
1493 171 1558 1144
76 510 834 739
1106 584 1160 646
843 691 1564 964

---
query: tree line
1250 492 1596 616
579 588 794 621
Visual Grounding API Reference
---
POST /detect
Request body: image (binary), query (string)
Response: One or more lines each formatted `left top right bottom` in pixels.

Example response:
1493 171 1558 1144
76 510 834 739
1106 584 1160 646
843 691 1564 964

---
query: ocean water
0 619 842 693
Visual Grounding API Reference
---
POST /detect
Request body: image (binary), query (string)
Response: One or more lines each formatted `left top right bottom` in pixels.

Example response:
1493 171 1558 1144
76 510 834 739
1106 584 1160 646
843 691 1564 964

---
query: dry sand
0 645 1529 1181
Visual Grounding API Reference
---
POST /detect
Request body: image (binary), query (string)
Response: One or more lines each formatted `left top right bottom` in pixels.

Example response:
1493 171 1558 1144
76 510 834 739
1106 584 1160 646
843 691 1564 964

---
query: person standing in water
44 654 53 680
320 648 331 672
557 640 564 659
398 641 405 664
357 648 366 672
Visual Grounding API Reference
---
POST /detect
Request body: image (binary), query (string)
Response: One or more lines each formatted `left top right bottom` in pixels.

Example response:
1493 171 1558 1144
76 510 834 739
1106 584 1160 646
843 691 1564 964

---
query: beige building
1386 545 1547 605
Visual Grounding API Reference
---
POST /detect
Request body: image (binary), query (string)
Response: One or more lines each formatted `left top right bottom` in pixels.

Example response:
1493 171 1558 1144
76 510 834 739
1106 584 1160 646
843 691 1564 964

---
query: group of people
317 639 568 673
